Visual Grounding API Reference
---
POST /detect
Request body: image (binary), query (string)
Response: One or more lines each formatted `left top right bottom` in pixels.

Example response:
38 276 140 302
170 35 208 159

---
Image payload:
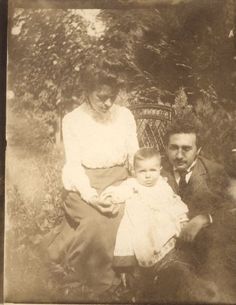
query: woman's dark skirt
44 165 128 294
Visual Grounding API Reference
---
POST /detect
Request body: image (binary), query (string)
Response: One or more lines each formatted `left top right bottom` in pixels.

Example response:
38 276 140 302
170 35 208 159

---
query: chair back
129 103 173 153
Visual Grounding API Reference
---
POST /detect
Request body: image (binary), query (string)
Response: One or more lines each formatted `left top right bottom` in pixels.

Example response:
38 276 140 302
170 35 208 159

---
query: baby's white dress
107 177 189 267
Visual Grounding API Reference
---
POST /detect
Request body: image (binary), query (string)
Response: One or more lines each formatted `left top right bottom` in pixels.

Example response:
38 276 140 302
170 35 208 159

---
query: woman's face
88 84 117 115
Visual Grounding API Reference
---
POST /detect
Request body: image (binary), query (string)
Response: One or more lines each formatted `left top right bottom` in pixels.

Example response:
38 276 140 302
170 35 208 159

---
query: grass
5 145 65 303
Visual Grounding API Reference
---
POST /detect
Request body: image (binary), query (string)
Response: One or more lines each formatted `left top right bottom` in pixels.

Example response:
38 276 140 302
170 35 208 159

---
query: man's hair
165 118 203 148
133 147 161 168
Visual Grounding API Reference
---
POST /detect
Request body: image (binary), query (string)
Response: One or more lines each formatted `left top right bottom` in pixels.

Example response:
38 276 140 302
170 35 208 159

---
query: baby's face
134 156 161 187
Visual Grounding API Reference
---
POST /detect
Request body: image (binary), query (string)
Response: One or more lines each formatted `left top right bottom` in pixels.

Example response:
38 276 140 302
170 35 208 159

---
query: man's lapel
162 163 179 194
188 157 207 193
162 157 208 196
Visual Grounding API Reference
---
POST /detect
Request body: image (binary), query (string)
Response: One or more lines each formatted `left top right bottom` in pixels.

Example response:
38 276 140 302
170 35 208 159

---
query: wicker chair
129 103 173 153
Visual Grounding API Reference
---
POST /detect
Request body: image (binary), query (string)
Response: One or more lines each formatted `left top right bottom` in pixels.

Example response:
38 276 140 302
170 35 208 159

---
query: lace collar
81 101 118 124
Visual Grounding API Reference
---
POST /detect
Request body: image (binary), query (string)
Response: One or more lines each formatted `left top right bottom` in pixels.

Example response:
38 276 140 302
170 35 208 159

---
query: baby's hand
111 203 120 216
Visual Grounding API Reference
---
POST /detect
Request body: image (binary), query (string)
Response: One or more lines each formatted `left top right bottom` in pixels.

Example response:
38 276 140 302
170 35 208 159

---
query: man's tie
178 170 188 198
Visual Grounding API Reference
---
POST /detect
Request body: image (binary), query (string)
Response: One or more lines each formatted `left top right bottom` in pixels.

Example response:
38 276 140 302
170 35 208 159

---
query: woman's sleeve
62 114 98 202
125 109 139 169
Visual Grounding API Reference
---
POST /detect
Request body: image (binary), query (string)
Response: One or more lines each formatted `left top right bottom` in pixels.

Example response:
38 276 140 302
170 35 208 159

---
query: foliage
6 147 65 301
6 2 236 302
99 1 236 105
171 86 236 164
8 8 92 148
194 89 236 164
7 148 64 234
8 2 236 156
8 9 90 97
8 94 56 154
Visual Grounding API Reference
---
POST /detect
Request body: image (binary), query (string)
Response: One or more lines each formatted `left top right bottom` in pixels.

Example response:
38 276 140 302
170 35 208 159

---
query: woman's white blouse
62 103 139 202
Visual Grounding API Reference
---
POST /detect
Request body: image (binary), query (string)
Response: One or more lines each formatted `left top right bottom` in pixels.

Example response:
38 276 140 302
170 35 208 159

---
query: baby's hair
133 147 161 168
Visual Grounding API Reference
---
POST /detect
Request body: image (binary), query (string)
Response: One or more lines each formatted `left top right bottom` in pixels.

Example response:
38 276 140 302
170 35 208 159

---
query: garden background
5 0 236 303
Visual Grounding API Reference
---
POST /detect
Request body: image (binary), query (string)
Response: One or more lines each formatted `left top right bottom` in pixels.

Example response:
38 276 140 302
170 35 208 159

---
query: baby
100 147 189 268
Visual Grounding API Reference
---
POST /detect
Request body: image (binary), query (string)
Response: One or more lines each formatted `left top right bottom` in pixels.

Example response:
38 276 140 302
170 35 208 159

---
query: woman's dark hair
80 58 123 93
164 116 203 149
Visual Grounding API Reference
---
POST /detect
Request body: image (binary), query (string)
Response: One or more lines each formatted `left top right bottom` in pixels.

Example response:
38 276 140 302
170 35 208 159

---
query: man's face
134 156 161 187
167 133 201 172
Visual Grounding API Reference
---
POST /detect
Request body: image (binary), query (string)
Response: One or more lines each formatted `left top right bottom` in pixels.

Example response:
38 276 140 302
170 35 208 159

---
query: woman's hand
88 195 120 215
100 190 124 205
100 193 122 215
179 214 210 242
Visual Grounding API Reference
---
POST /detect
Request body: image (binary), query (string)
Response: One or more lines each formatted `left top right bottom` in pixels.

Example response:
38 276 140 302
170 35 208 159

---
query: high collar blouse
62 103 139 202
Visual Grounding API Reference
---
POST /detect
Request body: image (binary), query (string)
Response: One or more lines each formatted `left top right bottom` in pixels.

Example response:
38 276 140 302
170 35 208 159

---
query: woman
46 60 139 296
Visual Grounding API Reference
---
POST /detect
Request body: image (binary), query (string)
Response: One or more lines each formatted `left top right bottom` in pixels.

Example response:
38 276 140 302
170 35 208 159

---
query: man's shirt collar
173 158 198 184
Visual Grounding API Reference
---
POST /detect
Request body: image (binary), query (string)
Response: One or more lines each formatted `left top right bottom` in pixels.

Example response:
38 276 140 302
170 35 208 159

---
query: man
162 119 229 262
152 119 230 302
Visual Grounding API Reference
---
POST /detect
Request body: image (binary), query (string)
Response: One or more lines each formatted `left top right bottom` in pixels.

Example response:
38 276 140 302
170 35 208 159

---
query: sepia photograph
4 0 236 303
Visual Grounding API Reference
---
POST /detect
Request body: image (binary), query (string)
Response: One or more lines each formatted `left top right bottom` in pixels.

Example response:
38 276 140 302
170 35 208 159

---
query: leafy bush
8 4 236 154
5 147 64 301
172 86 236 164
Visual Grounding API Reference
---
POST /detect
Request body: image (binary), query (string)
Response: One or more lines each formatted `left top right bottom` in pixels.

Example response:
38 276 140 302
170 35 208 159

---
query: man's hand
179 215 210 242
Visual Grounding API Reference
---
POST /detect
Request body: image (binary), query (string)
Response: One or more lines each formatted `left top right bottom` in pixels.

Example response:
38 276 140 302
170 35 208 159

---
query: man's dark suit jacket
162 156 235 284
161 156 229 220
